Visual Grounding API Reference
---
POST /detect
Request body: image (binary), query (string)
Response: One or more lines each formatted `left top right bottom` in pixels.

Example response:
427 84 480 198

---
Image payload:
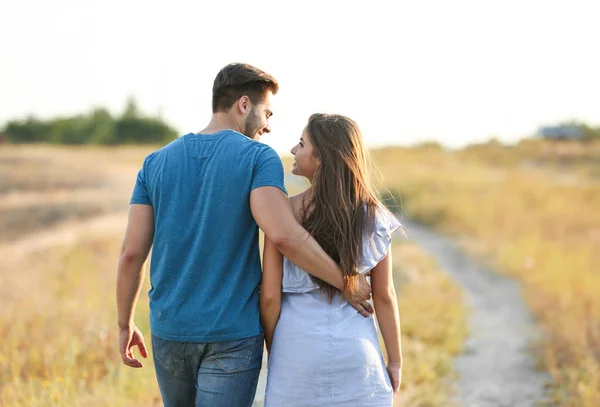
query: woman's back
264 200 401 407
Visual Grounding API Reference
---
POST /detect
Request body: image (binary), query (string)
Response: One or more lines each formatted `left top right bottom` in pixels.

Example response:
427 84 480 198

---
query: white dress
264 207 402 407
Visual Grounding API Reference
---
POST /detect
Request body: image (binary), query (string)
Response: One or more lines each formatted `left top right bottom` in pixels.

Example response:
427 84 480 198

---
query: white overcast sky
1 0 599 153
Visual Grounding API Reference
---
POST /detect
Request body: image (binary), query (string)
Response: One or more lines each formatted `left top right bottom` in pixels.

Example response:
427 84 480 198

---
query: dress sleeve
281 206 402 292
357 206 402 275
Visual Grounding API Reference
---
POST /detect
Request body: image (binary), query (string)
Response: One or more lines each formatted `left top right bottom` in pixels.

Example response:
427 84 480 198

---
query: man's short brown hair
212 63 279 113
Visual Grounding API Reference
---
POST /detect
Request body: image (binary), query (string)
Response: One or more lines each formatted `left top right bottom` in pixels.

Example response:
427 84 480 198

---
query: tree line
2 99 178 145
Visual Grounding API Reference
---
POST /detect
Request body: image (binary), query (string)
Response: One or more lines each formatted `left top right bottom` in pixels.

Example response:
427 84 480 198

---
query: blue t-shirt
130 130 287 342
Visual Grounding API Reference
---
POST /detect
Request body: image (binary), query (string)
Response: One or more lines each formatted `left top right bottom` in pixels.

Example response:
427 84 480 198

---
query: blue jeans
152 333 263 407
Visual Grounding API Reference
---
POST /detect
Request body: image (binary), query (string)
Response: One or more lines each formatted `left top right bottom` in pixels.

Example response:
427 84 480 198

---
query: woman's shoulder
289 192 304 205
289 191 309 222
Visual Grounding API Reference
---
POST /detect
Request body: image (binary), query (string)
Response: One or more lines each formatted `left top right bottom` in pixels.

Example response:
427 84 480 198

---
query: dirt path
253 218 552 407
400 219 551 407
0 147 140 243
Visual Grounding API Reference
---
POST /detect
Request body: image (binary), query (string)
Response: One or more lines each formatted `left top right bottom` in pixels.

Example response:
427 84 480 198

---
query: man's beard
243 107 262 139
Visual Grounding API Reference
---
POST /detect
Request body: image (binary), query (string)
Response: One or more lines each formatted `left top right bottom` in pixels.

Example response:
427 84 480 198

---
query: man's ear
237 96 251 115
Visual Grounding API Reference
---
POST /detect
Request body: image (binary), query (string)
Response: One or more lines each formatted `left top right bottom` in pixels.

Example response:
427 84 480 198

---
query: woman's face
290 128 320 181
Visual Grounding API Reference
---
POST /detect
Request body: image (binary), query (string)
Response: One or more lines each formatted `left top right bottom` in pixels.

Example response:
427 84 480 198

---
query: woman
260 113 403 406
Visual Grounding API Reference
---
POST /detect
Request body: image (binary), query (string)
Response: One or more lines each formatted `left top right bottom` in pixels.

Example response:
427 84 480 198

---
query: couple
116 63 403 407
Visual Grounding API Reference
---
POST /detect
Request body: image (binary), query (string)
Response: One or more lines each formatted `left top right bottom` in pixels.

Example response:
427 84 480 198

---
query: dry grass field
5 138 596 406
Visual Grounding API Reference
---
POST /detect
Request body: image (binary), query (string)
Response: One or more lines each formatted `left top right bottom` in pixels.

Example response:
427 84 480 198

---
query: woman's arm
370 248 403 394
260 236 283 354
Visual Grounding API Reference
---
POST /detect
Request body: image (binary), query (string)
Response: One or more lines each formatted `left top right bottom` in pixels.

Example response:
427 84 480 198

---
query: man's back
130 130 286 341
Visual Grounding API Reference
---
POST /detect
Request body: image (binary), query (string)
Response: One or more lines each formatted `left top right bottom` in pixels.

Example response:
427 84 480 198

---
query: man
116 63 373 406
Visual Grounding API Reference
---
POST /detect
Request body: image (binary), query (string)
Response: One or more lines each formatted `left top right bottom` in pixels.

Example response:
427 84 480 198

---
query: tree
2 99 178 145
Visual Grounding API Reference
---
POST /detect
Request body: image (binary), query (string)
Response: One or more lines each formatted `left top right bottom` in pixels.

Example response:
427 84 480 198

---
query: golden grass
0 223 162 406
373 139 600 406
391 241 467 407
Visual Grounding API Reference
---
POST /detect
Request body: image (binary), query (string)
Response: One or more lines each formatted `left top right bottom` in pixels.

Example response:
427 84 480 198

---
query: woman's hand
386 362 402 395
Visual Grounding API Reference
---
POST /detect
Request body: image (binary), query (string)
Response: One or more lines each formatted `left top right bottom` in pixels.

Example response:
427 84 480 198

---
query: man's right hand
345 273 373 317
119 325 148 368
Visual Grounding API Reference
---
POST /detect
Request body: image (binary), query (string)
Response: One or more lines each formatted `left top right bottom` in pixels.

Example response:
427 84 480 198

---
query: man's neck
197 112 245 136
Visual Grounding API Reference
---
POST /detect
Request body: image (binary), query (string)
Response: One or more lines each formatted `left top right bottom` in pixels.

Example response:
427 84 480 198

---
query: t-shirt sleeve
251 146 288 195
130 157 153 205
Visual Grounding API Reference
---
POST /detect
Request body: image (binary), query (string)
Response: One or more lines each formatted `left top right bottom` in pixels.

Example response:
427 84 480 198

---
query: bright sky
1 0 599 154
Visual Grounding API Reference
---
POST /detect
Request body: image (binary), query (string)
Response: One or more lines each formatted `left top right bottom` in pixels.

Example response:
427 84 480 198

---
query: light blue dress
264 207 402 407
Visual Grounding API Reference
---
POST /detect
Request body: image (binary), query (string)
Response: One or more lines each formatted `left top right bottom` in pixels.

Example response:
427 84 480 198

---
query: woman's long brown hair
302 113 380 301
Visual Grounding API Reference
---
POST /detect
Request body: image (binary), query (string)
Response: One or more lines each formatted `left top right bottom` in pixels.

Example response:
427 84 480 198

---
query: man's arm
250 186 373 316
116 204 154 368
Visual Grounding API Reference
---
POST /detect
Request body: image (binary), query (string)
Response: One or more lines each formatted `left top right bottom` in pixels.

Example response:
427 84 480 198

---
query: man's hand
119 325 148 368
116 204 153 368
386 361 402 395
344 273 374 317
